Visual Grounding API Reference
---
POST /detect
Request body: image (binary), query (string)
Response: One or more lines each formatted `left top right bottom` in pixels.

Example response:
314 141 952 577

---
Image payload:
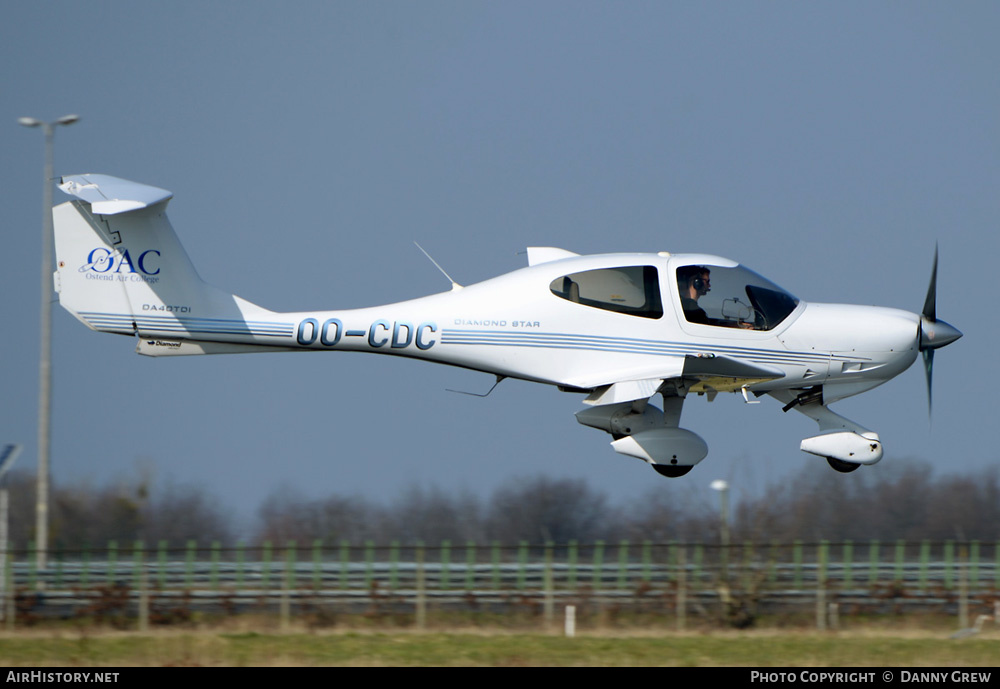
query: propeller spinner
918 246 963 414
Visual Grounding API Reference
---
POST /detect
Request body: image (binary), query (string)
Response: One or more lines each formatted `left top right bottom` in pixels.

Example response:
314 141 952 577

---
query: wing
581 354 785 406
678 354 785 397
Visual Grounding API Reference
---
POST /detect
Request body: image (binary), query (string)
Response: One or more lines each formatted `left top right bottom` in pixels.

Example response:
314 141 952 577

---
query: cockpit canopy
675 263 799 331
549 265 663 319
546 260 799 331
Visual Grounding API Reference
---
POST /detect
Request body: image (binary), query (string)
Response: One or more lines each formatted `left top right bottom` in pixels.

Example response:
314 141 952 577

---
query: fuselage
134 251 921 401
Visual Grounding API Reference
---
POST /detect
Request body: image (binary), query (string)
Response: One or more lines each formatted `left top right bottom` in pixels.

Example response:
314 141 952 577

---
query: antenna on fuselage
446 375 506 398
414 241 463 290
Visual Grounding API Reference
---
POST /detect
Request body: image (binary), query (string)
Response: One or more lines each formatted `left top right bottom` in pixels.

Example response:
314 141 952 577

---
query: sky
2 2 996 533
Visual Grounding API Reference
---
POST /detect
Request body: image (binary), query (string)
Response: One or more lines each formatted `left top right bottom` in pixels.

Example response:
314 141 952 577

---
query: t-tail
53 174 292 356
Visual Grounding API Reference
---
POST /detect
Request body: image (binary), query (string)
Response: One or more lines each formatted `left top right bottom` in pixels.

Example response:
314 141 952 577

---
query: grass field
0 626 996 666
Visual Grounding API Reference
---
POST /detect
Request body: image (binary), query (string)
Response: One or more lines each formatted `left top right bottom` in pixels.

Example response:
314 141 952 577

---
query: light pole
18 114 79 577
710 479 730 589
0 444 23 620
710 479 730 548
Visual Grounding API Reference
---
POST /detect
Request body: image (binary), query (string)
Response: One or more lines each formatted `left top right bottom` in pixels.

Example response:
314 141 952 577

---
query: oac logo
80 248 160 275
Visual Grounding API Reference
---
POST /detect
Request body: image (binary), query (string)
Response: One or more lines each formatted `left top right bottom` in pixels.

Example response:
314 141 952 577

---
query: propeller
918 246 963 415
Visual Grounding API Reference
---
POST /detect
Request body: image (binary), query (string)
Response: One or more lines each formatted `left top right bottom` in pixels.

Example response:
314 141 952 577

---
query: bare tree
484 475 618 543
733 461 1000 543
256 486 381 544
51 479 146 549
378 484 485 545
2 470 44 547
622 484 716 542
5 460 997 550
917 469 1000 541
141 480 236 545
1 470 239 551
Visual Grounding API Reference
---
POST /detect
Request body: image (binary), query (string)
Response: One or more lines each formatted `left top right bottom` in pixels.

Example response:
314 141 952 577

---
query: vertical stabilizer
53 174 276 343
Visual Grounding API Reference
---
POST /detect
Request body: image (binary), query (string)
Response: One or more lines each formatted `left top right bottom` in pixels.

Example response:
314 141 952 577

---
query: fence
2 539 998 630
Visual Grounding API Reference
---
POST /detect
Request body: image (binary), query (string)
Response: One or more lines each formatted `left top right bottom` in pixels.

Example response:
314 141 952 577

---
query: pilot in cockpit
677 265 712 324
677 265 753 328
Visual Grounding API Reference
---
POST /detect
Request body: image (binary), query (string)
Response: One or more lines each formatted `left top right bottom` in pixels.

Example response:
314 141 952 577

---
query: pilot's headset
689 268 709 294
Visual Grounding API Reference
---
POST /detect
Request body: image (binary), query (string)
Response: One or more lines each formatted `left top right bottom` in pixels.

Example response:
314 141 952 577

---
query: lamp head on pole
18 115 80 129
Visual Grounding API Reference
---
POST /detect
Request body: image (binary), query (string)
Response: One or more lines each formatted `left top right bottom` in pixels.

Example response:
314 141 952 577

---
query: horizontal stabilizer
59 174 172 215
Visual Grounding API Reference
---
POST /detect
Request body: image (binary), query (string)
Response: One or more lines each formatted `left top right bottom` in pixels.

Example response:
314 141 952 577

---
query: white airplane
51 174 961 477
